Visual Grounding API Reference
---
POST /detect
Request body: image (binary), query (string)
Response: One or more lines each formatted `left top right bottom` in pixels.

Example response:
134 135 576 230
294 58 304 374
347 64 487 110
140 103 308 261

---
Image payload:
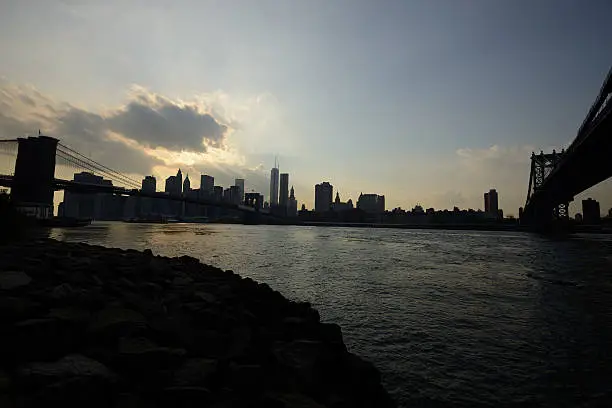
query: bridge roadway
524 70 612 220
0 175 257 214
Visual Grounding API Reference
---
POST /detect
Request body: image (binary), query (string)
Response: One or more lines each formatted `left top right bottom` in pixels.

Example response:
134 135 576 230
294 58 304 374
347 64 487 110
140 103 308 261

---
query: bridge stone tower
12 136 59 218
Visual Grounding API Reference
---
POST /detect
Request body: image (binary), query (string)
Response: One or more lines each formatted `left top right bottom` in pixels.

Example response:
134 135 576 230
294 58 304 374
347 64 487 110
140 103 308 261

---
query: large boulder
0 271 31 290
15 355 117 408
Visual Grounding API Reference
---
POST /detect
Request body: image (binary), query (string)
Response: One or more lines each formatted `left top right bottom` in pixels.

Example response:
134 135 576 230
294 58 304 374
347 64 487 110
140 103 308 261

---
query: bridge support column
12 136 58 219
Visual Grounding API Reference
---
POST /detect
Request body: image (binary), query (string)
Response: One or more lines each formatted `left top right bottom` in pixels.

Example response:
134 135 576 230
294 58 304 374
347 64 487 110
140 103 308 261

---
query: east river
50 223 612 407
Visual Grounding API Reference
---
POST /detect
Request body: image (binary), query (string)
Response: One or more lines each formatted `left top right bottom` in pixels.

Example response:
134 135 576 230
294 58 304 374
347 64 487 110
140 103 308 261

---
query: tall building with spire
164 169 183 197
183 174 190 194
279 173 289 207
288 186 298 217
176 169 183 196
269 158 279 206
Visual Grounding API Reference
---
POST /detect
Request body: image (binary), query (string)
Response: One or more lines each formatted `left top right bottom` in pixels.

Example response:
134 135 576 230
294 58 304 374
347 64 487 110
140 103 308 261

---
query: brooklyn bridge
0 136 263 223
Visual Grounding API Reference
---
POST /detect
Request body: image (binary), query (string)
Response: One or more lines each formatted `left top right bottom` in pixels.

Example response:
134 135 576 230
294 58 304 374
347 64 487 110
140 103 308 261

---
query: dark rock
23 378 116 408
227 363 264 391
273 340 340 397
178 255 200 264
157 386 211 408
140 282 163 296
227 326 252 358
0 369 11 393
172 274 194 286
117 337 186 373
0 297 41 323
4 318 84 363
263 392 326 408
118 277 137 289
143 249 153 257
182 327 229 358
0 271 32 290
173 358 218 387
50 283 78 300
91 274 104 286
16 354 116 388
195 291 217 304
89 307 147 340
47 307 91 324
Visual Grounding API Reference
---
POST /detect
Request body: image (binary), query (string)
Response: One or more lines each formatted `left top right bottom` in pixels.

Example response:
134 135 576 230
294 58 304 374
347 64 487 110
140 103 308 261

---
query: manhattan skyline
1 1 611 214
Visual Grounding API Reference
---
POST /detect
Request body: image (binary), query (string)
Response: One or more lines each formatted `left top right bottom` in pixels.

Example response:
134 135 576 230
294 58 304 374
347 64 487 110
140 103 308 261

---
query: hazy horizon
1 0 611 215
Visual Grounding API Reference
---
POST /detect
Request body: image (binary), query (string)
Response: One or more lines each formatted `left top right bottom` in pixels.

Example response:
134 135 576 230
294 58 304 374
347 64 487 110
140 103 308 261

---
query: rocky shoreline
0 238 395 407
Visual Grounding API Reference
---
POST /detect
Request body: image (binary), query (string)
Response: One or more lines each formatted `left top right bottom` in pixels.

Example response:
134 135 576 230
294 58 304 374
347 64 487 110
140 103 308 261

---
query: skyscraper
314 182 333 212
279 173 289 207
141 176 156 193
200 175 214 195
176 169 183 196
141 176 156 216
484 189 498 216
183 174 190 193
235 178 245 204
582 198 601 224
213 186 223 202
269 159 279 205
288 186 298 217
165 175 180 196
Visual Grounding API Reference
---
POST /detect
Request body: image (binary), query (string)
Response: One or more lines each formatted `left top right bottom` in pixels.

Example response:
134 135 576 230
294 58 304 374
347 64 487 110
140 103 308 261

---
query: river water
49 223 612 407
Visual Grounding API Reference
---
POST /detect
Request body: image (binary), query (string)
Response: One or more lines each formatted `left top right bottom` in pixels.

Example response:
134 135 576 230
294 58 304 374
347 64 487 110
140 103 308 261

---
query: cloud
0 80 237 177
107 87 228 151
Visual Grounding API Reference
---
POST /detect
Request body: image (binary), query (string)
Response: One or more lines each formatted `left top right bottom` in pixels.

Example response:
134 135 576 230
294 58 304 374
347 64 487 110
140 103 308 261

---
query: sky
1 0 611 215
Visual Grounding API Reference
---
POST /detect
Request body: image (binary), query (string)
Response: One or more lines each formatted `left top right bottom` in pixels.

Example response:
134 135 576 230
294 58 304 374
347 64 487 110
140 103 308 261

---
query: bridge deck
0 176 257 213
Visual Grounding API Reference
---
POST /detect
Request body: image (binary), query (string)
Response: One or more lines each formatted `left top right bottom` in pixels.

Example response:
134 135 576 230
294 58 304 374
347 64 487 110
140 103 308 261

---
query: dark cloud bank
0 83 230 175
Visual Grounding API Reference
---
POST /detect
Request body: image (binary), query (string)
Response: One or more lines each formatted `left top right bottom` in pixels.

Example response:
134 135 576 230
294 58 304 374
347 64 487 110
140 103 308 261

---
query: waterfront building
279 173 289 208
332 192 354 212
223 186 242 205
235 178 245 204
183 174 190 194
165 176 177 195
141 176 156 193
357 193 385 214
288 186 298 216
140 176 156 216
200 175 214 196
582 198 601 224
484 189 499 216
314 182 333 212
165 169 183 197
213 186 223 202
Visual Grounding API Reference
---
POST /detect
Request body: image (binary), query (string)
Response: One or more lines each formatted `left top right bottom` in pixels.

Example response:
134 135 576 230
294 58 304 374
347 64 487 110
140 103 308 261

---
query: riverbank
0 238 395 407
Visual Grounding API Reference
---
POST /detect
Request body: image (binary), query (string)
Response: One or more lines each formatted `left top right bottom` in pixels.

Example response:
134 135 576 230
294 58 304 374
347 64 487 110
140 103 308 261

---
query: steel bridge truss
526 150 569 221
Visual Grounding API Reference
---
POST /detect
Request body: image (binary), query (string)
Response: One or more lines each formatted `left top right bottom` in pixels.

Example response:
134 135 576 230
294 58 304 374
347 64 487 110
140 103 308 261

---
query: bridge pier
12 136 58 218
